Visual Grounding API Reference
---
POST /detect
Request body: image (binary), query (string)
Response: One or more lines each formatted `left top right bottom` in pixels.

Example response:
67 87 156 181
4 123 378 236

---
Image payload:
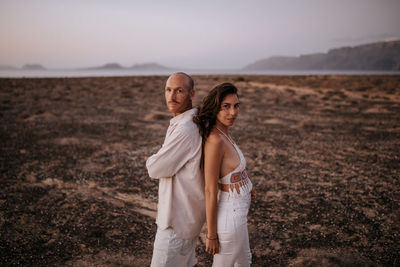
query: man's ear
190 89 195 100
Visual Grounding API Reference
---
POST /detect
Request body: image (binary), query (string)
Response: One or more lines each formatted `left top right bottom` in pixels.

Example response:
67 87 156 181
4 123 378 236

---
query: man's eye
178 89 183 93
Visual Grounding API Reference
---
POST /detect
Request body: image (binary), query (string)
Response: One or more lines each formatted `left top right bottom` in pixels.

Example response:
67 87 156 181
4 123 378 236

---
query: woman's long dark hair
193 82 238 167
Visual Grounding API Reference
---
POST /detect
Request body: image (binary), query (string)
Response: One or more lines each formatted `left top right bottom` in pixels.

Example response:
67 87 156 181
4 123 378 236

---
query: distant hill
82 63 124 70
244 40 400 71
21 64 46 70
0 64 18 70
130 62 171 71
82 62 171 71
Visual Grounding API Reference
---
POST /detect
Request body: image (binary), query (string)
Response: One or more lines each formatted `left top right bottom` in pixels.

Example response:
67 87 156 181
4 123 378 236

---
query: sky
1 0 400 69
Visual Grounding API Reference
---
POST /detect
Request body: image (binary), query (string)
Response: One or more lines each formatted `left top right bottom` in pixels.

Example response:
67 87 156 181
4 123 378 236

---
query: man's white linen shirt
146 108 205 240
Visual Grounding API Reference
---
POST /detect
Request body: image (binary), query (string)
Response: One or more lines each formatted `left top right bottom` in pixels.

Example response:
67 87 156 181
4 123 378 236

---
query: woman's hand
251 189 256 202
205 236 219 255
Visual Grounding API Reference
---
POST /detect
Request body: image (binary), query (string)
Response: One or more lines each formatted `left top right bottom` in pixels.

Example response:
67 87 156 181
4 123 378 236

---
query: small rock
26 175 36 183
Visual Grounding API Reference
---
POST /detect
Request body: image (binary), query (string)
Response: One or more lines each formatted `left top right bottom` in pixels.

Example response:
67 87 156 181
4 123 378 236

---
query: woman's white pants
212 190 252 267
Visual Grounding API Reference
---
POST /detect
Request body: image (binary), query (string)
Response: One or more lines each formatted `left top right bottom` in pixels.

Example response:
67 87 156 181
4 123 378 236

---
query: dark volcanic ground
1 75 399 266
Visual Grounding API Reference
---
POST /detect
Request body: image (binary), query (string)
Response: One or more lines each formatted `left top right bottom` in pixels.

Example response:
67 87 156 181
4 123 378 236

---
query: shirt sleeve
146 125 197 179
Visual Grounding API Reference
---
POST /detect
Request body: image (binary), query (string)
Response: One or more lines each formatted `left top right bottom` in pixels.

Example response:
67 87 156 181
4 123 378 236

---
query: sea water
0 69 399 78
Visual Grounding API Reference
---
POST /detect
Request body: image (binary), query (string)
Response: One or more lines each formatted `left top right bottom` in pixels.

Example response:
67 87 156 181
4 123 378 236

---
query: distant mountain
0 64 18 70
244 40 400 71
81 62 172 71
21 64 46 70
129 62 171 71
82 63 124 70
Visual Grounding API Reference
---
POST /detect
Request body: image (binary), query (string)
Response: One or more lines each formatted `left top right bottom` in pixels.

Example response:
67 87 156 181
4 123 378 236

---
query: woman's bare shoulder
205 129 223 147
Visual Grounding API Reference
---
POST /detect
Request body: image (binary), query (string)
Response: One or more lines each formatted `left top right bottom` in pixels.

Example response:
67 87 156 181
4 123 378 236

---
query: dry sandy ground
1 75 399 266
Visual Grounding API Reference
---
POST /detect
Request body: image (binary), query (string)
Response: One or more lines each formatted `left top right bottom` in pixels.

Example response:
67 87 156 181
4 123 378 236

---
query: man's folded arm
146 127 195 179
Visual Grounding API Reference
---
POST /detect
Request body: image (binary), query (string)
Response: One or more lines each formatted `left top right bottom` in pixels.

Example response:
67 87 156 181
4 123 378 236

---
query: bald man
146 73 206 267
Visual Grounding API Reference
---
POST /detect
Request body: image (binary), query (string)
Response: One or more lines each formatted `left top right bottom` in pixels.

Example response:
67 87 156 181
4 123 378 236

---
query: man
146 72 205 267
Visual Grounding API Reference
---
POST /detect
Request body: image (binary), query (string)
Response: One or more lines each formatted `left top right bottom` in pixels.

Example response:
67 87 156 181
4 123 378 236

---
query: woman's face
216 93 240 128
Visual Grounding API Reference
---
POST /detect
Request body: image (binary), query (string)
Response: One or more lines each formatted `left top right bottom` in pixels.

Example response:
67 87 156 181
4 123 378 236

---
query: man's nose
170 91 177 100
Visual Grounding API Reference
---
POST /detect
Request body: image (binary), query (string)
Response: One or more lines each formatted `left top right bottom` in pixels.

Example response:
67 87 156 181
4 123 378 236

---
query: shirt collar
170 108 198 126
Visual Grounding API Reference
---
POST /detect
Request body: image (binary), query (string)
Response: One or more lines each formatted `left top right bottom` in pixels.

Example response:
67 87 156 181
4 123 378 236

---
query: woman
193 83 255 266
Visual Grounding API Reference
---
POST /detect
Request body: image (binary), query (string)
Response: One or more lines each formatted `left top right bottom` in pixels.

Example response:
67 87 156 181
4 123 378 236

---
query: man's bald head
164 72 195 116
167 72 194 92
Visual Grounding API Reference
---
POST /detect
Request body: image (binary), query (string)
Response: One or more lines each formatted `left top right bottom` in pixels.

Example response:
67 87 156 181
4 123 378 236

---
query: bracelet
206 235 218 240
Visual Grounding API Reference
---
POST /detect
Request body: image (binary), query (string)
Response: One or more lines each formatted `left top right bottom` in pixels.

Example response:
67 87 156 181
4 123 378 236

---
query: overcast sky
1 0 399 69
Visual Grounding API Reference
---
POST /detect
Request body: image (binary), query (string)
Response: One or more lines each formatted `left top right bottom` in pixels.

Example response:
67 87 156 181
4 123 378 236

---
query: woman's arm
204 132 223 255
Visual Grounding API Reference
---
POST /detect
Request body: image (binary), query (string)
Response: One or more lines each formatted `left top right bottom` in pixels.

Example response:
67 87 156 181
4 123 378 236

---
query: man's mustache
168 101 180 104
